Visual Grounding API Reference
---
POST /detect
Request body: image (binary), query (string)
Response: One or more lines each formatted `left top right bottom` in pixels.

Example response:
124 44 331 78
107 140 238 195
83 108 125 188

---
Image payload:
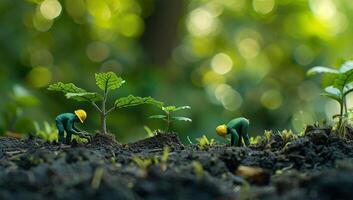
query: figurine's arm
228 128 239 146
73 125 81 132
242 132 250 146
66 120 80 135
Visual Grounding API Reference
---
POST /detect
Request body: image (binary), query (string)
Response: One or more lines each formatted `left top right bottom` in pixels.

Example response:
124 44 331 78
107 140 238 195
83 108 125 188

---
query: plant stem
166 112 170 132
101 87 108 135
338 98 344 131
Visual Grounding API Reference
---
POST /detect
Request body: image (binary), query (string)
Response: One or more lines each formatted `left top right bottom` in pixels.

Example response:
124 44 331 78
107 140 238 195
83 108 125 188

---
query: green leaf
95 72 125 91
321 73 339 88
48 82 86 93
65 92 103 102
171 117 192 122
149 115 167 119
174 106 191 111
115 95 163 109
307 66 339 76
320 86 342 103
333 70 353 91
343 83 353 96
162 106 176 112
339 61 353 73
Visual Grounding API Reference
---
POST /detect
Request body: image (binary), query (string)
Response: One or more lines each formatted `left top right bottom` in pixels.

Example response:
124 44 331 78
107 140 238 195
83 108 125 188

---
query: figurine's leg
65 131 72 144
241 120 250 146
56 120 65 144
230 129 239 146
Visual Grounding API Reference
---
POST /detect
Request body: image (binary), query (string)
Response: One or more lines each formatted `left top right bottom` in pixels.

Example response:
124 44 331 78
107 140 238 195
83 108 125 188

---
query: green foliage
66 92 103 102
48 82 86 93
150 105 191 131
307 61 353 134
48 72 163 134
115 95 163 109
1 85 39 134
95 72 125 91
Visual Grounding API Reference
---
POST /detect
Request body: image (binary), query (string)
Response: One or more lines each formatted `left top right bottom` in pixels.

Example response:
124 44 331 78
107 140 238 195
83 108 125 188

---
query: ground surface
1 125 353 200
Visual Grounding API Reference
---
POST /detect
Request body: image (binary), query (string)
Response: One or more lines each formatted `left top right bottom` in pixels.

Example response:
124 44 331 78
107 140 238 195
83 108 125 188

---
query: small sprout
91 167 104 189
249 136 262 145
143 125 156 138
48 72 163 135
196 135 216 150
192 161 204 178
132 156 154 170
278 129 297 143
150 105 192 132
132 146 170 173
187 136 194 144
161 146 170 163
264 130 272 143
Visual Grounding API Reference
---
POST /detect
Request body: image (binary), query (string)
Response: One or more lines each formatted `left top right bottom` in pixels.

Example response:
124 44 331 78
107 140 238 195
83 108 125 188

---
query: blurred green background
1 0 353 143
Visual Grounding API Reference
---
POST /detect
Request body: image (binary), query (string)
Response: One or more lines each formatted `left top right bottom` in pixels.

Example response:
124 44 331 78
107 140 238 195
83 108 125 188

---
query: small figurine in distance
216 117 250 146
55 109 92 144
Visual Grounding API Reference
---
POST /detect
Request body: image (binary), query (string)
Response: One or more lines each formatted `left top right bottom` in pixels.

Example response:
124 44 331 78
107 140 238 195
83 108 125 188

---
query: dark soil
1 126 353 200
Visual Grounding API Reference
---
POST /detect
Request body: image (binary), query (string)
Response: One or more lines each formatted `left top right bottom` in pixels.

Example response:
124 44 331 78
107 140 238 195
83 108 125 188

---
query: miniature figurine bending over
216 117 250 146
55 109 91 144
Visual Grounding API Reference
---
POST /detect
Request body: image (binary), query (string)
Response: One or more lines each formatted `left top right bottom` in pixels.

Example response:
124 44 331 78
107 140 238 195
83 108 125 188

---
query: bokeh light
26 67 52 88
86 42 110 62
260 90 283 110
211 53 233 75
40 0 62 20
252 0 275 15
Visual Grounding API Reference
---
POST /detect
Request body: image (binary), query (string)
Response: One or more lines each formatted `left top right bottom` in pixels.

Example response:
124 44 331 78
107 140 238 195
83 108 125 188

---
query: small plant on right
307 60 353 134
149 105 192 131
196 135 216 150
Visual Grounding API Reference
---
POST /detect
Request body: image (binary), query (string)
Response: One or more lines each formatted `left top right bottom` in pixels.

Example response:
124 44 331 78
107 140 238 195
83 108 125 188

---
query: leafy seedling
307 61 353 130
48 72 163 135
150 105 192 131
150 106 192 132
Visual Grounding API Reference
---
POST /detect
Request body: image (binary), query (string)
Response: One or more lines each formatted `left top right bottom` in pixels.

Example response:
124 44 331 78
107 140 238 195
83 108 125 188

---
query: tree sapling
48 72 163 135
307 61 353 129
149 105 192 131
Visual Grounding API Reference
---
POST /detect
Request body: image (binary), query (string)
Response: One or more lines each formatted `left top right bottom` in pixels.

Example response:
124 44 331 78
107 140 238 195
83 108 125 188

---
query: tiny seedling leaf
48 82 86 93
339 61 353 73
66 92 103 102
115 95 163 109
150 115 167 119
171 117 192 122
95 72 125 91
162 106 177 112
174 106 191 111
307 66 339 76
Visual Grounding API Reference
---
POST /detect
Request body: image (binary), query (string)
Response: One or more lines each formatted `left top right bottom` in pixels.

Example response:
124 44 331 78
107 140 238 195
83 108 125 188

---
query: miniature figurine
55 109 91 144
216 117 250 146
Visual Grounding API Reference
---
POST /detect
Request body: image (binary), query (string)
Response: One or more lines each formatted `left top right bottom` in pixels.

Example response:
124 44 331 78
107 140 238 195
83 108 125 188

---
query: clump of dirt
1 125 353 199
87 133 120 149
125 132 184 153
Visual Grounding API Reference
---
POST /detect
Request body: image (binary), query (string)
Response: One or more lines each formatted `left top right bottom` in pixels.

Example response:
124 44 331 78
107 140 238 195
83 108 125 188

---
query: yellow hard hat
216 124 227 137
75 109 87 123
